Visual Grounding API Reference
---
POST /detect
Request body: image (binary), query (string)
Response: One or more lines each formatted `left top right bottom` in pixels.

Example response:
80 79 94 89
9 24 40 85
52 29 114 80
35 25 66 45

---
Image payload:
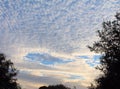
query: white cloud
0 0 119 89
15 53 100 89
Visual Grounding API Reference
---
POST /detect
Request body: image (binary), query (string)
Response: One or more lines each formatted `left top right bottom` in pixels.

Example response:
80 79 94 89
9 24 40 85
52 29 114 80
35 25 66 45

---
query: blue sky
0 0 120 89
25 53 74 65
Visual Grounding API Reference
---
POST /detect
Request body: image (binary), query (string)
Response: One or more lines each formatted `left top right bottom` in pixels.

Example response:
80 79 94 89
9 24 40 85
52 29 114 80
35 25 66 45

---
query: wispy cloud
0 0 120 89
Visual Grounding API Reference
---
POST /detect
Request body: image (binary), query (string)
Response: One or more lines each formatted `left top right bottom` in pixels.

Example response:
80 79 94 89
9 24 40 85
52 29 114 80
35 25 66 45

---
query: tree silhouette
88 13 120 89
0 53 21 89
39 84 70 89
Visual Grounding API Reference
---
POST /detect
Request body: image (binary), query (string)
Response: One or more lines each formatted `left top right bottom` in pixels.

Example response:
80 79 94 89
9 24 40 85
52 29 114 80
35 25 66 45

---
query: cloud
17 52 100 88
0 0 119 55
0 0 119 89
18 72 88 89
18 71 63 85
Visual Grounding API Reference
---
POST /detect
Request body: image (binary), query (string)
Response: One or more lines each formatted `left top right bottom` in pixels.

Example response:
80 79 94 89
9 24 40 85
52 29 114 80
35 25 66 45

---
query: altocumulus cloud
0 0 120 89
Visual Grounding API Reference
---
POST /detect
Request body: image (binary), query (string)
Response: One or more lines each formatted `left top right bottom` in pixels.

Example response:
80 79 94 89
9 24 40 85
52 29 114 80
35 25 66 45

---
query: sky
0 0 120 89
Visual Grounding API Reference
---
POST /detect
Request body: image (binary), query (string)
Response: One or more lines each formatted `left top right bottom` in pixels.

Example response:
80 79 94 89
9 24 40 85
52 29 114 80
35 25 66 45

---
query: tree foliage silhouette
0 53 21 89
88 13 120 89
39 84 70 89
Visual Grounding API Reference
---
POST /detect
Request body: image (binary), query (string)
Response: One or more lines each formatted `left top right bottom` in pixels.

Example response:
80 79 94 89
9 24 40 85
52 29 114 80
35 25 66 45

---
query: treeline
0 12 120 89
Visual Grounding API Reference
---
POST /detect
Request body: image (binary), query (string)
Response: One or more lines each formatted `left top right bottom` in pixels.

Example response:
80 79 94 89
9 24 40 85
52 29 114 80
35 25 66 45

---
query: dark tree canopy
0 53 21 89
88 13 120 89
39 84 70 89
